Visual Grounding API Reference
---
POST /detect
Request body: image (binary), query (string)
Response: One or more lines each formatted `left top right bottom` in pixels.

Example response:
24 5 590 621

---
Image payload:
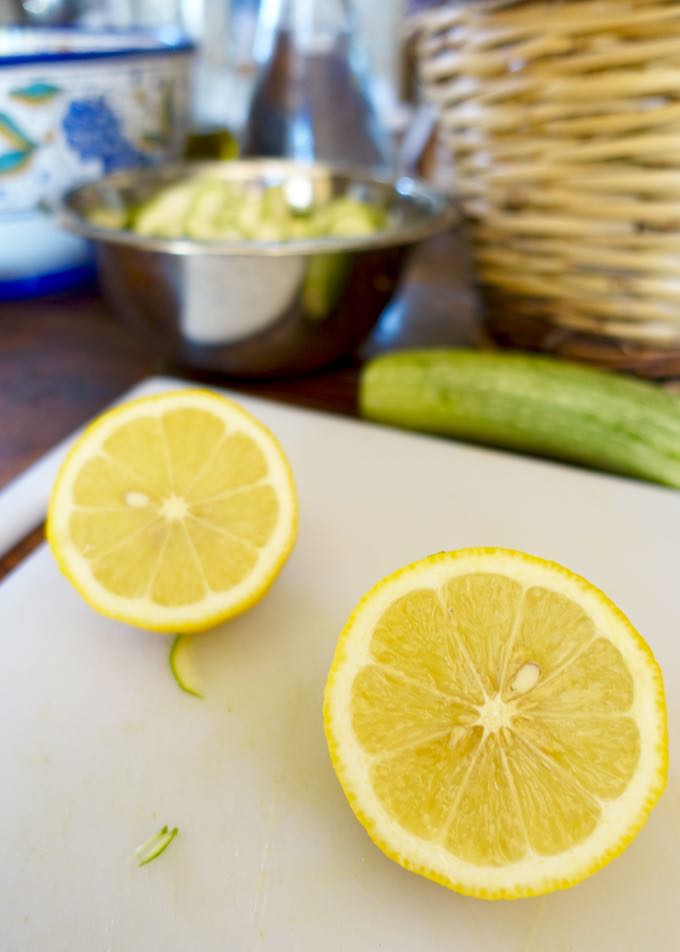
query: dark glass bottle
242 0 390 168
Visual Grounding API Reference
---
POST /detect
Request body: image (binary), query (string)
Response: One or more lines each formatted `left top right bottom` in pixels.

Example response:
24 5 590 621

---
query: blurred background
0 0 409 145
6 0 680 379
1 0 453 308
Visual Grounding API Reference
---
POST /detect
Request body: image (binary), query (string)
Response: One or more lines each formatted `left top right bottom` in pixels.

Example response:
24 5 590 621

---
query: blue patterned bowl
0 27 193 299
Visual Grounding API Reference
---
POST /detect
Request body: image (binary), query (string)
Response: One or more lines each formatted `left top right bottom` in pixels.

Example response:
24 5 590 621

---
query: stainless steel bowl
58 160 457 377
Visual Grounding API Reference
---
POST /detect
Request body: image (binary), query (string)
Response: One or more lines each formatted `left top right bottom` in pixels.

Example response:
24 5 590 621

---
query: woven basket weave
415 0 680 375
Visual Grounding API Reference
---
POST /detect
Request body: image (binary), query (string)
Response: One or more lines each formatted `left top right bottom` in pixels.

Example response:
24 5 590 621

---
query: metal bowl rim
56 159 458 258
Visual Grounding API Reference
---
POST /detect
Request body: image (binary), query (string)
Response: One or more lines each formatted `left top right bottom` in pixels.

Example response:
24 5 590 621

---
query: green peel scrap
169 635 204 698
134 825 179 867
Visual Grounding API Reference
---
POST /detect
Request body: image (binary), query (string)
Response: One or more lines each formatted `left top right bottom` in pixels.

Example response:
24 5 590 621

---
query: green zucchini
359 349 680 489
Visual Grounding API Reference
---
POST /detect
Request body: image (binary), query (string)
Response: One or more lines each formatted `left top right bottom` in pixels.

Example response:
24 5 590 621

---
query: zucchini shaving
134 825 179 867
169 634 204 698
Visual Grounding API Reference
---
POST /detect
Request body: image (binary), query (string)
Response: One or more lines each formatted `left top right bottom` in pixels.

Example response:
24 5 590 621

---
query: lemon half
324 548 667 899
47 389 297 632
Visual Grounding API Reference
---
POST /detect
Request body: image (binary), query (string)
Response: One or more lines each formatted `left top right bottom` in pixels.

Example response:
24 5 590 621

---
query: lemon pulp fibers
70 409 276 602
355 574 639 864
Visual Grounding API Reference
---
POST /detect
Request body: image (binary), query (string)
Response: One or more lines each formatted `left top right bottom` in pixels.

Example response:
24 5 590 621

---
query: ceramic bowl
0 26 193 299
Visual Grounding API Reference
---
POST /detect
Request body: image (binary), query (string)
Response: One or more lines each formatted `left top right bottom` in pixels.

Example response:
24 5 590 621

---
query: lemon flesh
47 390 297 632
324 549 667 899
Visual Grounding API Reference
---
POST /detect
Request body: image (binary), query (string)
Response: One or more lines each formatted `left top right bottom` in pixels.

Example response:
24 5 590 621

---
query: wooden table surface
0 232 479 581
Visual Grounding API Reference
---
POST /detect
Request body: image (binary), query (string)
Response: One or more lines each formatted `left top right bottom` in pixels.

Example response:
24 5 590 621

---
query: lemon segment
47 389 298 632
324 548 668 899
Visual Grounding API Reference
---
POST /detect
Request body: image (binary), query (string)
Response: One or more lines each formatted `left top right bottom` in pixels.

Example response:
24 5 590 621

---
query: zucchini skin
359 350 680 489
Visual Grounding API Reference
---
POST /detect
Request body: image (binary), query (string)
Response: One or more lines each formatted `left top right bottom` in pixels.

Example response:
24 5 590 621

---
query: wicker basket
414 0 680 376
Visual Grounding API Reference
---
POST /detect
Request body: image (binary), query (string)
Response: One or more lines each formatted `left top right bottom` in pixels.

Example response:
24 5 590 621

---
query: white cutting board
1 377 679 952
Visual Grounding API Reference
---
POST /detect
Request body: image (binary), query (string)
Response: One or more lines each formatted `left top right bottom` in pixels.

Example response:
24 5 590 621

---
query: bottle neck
254 0 356 61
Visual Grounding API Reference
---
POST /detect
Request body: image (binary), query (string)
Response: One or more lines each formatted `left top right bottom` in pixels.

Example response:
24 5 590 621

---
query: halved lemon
323 548 667 900
47 389 297 632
